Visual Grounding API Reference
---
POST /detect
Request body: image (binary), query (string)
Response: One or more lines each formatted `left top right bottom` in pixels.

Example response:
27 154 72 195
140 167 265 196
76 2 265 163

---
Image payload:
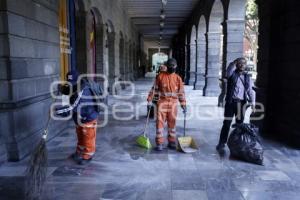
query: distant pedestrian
216 57 256 154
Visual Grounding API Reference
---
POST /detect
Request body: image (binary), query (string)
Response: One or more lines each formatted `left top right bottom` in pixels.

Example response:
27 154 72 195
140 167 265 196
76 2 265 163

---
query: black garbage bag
227 123 264 165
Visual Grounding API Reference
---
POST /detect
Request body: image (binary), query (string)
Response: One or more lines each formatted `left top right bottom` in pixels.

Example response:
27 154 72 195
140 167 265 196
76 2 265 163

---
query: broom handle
183 111 186 137
143 107 152 137
42 93 59 140
143 79 157 137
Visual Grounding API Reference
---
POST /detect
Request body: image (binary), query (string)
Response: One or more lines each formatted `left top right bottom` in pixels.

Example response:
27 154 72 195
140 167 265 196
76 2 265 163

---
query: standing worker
216 57 256 154
55 70 99 165
147 58 187 151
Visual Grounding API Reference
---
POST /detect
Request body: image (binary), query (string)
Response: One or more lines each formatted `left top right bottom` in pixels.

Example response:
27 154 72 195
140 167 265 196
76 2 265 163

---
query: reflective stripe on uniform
56 89 84 114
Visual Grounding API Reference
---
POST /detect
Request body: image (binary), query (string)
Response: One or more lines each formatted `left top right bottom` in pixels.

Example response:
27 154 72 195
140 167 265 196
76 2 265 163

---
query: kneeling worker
147 58 186 151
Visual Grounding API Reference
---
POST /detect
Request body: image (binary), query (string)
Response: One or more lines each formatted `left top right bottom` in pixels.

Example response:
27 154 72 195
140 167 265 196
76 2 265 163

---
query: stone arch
195 16 207 90
204 0 224 96
119 32 125 82
189 25 197 86
106 20 116 93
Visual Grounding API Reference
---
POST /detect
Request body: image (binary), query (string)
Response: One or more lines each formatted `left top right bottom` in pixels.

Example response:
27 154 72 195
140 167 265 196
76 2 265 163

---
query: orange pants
76 120 97 159
156 99 178 145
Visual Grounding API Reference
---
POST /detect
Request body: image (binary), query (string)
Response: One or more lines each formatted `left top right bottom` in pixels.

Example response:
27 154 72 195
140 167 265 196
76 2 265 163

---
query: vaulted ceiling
123 0 200 48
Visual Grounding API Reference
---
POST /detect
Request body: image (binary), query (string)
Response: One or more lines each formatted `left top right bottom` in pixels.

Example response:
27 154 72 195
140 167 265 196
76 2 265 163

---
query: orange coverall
147 72 186 145
76 119 97 159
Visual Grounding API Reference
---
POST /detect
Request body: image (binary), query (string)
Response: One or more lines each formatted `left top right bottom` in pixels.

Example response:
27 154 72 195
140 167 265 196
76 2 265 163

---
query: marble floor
1 78 300 200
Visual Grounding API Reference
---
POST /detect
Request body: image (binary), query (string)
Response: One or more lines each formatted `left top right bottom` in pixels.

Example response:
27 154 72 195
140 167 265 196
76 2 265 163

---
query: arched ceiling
123 0 200 47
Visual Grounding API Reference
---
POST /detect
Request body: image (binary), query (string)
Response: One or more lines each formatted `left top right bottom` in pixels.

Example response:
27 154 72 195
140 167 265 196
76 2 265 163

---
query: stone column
125 41 129 81
195 41 206 90
189 43 196 85
108 32 116 94
184 44 190 83
225 19 245 67
204 32 222 96
252 0 272 131
0 0 66 161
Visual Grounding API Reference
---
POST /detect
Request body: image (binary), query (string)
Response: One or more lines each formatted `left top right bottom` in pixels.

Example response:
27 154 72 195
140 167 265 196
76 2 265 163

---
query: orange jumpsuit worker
56 70 99 165
147 58 186 151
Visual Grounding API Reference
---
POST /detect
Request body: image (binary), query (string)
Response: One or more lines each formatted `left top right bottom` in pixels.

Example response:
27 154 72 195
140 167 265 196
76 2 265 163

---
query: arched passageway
203 0 224 96
152 52 168 72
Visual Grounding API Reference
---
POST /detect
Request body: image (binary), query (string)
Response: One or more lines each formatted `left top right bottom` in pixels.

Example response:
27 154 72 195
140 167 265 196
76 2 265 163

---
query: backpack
81 78 105 113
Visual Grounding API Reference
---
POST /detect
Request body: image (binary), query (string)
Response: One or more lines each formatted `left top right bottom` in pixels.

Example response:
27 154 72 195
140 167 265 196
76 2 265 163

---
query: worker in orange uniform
55 70 99 165
147 58 186 151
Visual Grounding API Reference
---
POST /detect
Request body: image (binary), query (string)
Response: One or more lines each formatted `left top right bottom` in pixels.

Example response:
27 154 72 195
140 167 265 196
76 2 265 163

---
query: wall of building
0 0 68 161
0 0 142 162
256 0 300 147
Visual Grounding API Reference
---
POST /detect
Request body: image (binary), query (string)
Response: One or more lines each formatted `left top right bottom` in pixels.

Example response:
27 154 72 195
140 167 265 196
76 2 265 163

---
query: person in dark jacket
216 57 256 153
56 70 99 165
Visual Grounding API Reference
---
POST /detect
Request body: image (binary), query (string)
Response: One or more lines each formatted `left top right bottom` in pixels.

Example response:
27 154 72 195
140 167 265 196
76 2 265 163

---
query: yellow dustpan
177 112 198 153
136 105 152 149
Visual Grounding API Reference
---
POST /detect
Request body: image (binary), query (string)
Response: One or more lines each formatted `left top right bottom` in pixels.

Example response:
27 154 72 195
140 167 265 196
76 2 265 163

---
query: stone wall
256 0 300 147
0 0 142 162
0 0 68 162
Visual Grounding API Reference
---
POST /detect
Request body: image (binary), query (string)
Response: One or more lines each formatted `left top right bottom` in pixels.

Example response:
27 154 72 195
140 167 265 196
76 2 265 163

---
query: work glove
147 102 153 111
55 105 71 117
181 105 187 114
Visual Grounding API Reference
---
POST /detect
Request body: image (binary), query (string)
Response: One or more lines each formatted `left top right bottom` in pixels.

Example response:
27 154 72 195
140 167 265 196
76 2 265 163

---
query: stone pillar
125 41 129 81
195 41 206 90
252 0 272 132
184 44 190 84
225 19 245 67
204 32 222 96
0 0 66 161
189 43 196 85
108 32 116 94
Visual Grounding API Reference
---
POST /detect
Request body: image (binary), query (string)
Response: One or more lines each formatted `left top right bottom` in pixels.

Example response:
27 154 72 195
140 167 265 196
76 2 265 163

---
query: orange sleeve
178 76 186 105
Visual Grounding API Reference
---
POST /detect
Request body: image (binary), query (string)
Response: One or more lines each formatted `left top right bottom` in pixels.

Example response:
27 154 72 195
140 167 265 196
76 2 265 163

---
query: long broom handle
42 93 59 140
143 79 157 137
42 112 52 140
143 107 152 137
183 111 186 137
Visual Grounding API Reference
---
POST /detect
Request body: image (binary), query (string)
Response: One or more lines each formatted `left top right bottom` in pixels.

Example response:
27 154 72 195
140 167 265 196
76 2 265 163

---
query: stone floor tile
172 190 208 200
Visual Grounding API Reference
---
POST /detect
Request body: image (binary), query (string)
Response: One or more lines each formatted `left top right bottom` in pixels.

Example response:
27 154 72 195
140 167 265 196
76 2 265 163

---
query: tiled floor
1 78 300 200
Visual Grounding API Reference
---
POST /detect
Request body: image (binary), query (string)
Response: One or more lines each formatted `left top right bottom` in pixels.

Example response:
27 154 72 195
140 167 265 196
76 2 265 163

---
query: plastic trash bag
227 123 264 165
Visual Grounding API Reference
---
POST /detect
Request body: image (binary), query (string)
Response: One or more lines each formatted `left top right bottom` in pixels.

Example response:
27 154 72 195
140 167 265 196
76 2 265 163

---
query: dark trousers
218 100 247 145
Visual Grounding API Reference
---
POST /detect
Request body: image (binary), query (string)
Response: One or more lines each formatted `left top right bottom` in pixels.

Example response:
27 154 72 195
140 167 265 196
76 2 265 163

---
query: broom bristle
25 139 48 200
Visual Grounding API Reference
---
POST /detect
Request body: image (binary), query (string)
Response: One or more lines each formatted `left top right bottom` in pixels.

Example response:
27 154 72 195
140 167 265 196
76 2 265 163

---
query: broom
136 80 157 149
25 106 52 200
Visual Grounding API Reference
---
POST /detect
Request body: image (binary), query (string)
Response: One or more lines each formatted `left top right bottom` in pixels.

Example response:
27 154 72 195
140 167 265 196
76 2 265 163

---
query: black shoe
156 144 163 151
167 142 177 150
216 143 225 154
78 157 93 165
71 153 82 162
